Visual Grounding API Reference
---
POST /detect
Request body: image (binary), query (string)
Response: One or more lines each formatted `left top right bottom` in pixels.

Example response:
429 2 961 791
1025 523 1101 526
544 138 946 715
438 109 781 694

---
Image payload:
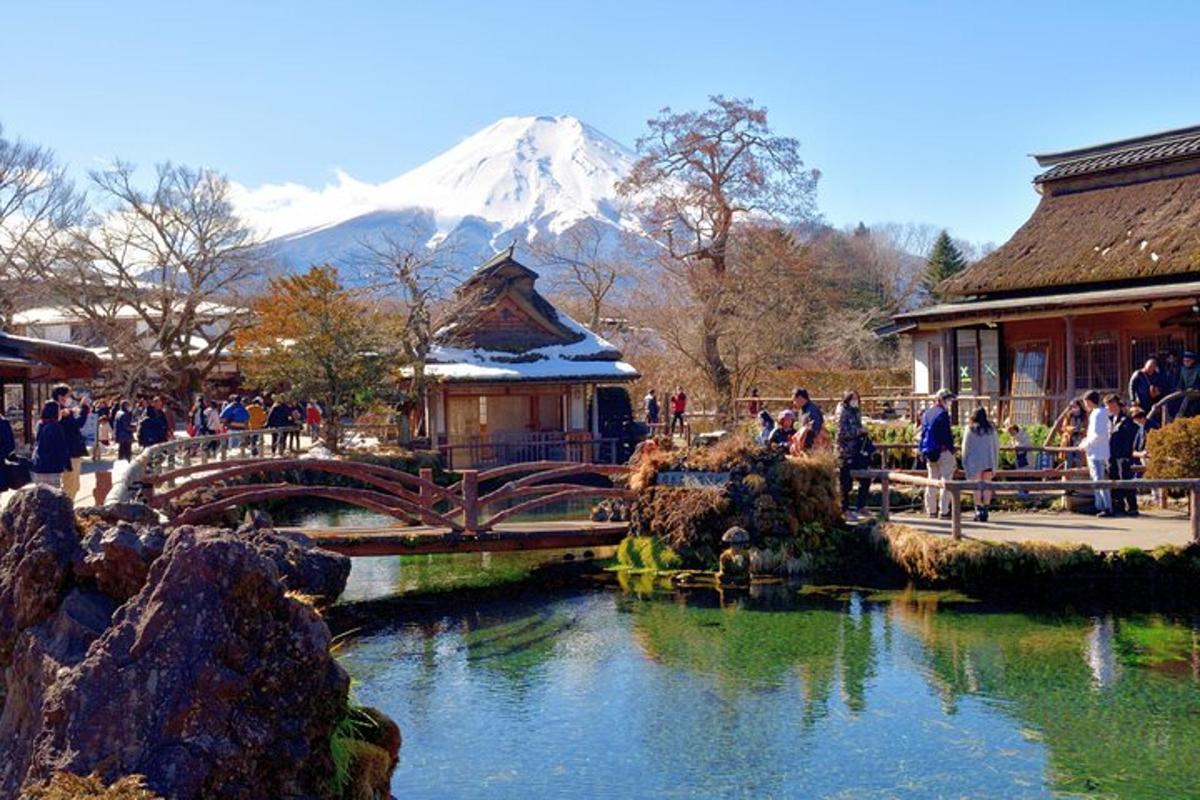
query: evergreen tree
922 229 967 300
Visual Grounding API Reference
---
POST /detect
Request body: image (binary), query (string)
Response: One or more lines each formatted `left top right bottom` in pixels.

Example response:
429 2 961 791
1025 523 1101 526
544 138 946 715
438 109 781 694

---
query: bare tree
0 123 84 326
358 230 458 436
618 96 820 418
529 218 633 329
42 162 265 404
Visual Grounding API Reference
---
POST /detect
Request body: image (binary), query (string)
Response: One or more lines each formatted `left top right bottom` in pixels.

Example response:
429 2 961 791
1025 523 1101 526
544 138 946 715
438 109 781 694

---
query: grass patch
615 535 682 572
25 773 162 799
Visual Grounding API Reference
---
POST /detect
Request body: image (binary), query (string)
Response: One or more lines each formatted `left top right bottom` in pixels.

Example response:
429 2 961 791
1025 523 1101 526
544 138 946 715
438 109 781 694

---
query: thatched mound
628 437 840 568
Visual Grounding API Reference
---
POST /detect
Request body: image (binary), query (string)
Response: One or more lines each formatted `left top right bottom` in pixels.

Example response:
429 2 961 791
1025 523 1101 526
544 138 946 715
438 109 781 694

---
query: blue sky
4 1 1199 247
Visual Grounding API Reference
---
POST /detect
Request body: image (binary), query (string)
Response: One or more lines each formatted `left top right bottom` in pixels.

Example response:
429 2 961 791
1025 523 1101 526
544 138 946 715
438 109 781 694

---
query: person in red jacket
668 387 688 437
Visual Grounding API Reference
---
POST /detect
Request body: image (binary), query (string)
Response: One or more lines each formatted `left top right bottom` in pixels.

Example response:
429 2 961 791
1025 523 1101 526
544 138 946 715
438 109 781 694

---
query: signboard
656 470 730 488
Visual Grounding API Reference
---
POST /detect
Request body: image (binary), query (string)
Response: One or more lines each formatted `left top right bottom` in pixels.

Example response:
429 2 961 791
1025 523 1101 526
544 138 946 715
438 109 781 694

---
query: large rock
0 488 81 667
242 528 351 605
76 522 167 603
26 528 351 799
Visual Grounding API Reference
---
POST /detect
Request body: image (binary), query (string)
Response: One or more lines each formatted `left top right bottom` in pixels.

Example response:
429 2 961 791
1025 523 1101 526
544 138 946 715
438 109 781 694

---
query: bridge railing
853 468 1200 542
144 455 632 535
107 426 304 505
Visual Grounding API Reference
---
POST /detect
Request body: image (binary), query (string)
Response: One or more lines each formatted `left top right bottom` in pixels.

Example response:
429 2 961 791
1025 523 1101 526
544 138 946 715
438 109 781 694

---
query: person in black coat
31 402 70 489
136 406 168 448
1106 395 1138 516
0 415 14 492
266 398 293 455
113 401 135 461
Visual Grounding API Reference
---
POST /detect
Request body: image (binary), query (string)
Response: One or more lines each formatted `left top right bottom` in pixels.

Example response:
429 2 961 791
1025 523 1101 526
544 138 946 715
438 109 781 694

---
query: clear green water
335 562 1200 800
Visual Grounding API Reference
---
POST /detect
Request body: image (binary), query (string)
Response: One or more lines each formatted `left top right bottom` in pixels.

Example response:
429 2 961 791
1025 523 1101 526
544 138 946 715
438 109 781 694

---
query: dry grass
1145 416 1200 479
24 773 162 800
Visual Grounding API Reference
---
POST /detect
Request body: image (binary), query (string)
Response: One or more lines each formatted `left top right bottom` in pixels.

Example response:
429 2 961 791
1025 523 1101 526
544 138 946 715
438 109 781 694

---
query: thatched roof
941 168 1200 298
0 332 102 380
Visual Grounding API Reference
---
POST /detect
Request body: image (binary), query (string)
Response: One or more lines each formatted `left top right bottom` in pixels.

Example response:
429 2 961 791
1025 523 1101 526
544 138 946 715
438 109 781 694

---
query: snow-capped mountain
231 115 641 280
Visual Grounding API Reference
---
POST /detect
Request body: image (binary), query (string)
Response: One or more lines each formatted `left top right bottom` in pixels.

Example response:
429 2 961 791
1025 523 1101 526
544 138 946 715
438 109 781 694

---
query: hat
934 388 956 401
778 409 797 420
721 526 750 545
1184 350 1197 361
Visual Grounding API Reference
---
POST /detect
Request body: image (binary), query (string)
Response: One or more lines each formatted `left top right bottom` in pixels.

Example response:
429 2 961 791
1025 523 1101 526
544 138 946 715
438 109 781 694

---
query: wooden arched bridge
132 454 632 556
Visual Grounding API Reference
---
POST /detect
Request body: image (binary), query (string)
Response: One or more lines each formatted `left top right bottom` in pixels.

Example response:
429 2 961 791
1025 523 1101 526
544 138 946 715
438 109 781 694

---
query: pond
335 562 1200 800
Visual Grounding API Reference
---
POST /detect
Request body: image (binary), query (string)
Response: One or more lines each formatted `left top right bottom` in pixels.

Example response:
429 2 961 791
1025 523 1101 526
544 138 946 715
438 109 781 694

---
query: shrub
1144 416 1200 479
615 535 682 572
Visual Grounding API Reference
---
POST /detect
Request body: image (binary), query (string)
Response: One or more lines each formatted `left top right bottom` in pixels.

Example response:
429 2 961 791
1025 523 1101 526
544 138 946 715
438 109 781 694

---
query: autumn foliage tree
619 96 820 418
238 265 387 450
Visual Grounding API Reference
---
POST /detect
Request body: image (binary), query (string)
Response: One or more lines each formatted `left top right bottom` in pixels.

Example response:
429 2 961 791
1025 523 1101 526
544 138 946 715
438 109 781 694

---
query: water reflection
337 582 1200 800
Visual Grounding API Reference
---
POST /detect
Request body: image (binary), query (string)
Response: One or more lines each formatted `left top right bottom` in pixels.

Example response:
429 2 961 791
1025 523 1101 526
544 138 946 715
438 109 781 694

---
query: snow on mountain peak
231 114 637 245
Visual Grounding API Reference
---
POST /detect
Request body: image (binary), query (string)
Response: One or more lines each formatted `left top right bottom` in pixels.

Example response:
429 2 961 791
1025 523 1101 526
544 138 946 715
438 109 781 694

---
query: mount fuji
232 115 642 281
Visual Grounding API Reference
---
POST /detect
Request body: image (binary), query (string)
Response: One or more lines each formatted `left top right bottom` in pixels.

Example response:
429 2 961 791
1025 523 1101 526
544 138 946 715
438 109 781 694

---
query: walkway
890 509 1194 551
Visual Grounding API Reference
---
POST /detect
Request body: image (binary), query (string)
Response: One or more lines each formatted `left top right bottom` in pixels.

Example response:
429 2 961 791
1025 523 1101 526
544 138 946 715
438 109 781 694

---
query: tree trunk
701 301 734 421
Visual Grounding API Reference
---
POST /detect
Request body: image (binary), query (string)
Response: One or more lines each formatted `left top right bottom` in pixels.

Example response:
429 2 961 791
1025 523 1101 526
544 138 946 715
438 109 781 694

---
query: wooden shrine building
421 249 639 467
0 332 102 445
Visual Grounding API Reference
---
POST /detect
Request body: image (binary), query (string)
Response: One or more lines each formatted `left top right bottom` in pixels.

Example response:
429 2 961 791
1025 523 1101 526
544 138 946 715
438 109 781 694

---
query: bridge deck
281 520 629 556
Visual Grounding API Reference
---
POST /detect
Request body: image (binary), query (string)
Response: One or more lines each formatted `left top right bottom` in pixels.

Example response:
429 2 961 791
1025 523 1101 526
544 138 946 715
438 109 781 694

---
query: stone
716 526 751 586
75 503 160 528
242 509 274 531
0 487 82 668
75 522 166 604
25 528 352 800
243 528 351 605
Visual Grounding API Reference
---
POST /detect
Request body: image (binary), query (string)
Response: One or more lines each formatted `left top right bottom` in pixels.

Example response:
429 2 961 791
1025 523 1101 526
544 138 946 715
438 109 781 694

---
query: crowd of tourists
0 385 325 505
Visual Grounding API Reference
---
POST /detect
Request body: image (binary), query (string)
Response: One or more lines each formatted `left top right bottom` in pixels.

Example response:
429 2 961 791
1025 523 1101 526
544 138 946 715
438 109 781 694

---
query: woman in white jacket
962 407 1000 522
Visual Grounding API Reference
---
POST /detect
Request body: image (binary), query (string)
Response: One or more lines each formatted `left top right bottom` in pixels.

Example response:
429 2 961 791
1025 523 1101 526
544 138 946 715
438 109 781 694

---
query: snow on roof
423 309 639 383
12 301 239 326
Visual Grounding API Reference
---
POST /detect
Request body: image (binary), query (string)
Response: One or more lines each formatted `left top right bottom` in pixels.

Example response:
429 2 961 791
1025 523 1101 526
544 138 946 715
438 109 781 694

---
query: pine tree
923 229 967 301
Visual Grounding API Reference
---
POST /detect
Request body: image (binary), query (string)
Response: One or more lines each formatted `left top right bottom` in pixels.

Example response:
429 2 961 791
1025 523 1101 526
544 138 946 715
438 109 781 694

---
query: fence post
93 469 112 507
1191 485 1200 544
462 470 480 534
950 488 962 540
880 474 890 521
419 467 436 526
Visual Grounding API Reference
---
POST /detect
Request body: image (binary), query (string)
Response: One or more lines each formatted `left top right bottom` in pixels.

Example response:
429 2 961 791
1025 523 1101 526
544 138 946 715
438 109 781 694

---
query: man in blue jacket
32 401 70 491
919 388 957 518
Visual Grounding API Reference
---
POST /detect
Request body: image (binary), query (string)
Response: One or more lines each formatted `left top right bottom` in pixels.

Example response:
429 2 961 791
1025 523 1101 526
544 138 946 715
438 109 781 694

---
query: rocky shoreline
0 486 399 800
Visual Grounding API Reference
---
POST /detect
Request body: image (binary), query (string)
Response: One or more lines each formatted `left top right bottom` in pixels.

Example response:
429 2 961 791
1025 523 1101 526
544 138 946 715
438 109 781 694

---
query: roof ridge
1033 124 1200 167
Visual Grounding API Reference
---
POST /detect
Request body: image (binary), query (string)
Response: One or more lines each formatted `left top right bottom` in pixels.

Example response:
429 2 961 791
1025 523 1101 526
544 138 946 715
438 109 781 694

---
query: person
919 388 957 518
31 401 69 490
668 387 687 438
1059 399 1087 468
0 411 14 488
52 385 87 502
289 402 304 450
835 390 871 520
221 395 250 448
246 397 267 455
768 409 799 448
756 408 774 446
1131 406 1151 464
190 395 211 438
113 400 135 461
1128 358 1160 414
162 399 178 441
94 406 111 461
644 389 660 428
1106 394 1138 516
267 397 293 455
1079 390 1112 517
746 388 761 418
137 397 169 450
792 388 825 452
1005 419 1032 470
305 400 322 440
962 407 1000 522
1177 350 1200 418
1157 352 1182 418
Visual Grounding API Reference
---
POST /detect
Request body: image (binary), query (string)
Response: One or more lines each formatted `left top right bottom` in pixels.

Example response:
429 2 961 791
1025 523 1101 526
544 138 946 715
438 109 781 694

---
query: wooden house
422 249 639 467
886 125 1200 423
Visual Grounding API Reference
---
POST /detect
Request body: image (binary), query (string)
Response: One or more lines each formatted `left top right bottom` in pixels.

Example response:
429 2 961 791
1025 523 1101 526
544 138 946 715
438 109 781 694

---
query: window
929 344 943 392
1131 333 1186 370
955 329 1000 396
1074 333 1118 390
1009 342 1049 425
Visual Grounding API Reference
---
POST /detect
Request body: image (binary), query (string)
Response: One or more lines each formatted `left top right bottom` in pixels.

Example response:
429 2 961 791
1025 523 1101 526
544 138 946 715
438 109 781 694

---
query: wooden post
880 474 891 521
1191 486 1200 544
1064 315 1076 400
462 470 479 534
950 489 962 540
93 470 112 507
418 467 436 526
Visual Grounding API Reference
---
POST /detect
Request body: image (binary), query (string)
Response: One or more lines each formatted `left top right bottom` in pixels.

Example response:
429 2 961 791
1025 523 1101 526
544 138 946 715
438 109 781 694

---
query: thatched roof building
422 248 638 467
887 124 1200 423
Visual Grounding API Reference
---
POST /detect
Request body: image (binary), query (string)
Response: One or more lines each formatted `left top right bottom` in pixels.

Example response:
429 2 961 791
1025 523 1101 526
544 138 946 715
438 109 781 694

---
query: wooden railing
142 457 631 535
853 468 1200 542
439 432 624 469
107 426 304 504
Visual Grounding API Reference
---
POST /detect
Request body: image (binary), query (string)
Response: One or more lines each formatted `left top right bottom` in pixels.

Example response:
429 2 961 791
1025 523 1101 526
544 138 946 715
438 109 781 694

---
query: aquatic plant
329 704 398 800
615 535 682 572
